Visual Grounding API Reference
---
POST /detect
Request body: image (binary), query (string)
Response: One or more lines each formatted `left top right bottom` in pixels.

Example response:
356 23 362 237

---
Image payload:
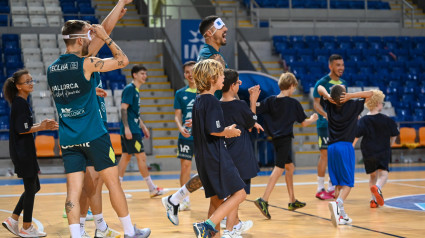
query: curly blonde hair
365 90 385 111
192 59 224 93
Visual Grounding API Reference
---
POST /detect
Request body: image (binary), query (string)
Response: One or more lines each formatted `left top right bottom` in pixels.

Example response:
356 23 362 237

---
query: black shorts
272 136 293 168
61 133 117 173
121 133 144 154
363 152 390 174
243 179 251 194
177 138 194 161
317 127 329 150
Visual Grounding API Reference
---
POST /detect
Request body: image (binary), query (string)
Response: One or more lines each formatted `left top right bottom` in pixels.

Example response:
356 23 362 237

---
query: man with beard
312 54 348 201
197 16 228 68
47 20 150 238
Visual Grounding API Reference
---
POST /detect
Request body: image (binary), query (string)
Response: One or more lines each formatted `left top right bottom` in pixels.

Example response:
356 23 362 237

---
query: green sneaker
288 200 306 211
254 197 271 219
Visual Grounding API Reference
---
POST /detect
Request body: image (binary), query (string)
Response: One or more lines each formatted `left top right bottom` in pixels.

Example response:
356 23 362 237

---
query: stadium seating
244 0 390 10
35 135 56 157
272 35 425 123
110 133 122 155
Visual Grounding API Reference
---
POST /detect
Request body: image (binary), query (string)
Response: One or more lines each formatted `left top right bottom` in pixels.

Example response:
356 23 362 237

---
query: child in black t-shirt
353 90 399 208
317 84 373 227
250 72 318 219
191 59 247 238
220 69 263 235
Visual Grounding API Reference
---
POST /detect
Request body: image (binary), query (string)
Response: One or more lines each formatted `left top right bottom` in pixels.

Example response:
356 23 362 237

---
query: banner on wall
181 19 204 63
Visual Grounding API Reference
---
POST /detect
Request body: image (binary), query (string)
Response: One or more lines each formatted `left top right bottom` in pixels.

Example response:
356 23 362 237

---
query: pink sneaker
150 187 169 198
2 217 19 236
316 189 334 200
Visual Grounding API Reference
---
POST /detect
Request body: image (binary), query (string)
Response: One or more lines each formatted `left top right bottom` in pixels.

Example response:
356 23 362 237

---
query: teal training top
120 83 141 135
47 54 107 146
312 75 347 128
174 85 197 140
197 43 227 99
95 75 107 124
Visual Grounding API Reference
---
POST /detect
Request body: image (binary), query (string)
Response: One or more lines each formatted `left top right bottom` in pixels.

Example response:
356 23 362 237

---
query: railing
236 29 268 74
400 0 415 28
161 28 185 91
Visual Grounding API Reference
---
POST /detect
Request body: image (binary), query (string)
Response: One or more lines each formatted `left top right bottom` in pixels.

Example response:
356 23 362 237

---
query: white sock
183 196 190 203
328 179 335 191
170 185 190 205
376 184 382 190
336 198 346 216
93 213 107 232
144 176 156 191
317 176 325 192
79 217 86 235
233 221 242 230
119 214 135 236
371 194 376 201
119 176 123 183
69 224 80 238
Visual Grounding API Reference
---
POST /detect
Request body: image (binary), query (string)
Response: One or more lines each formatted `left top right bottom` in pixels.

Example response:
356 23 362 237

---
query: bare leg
338 186 352 201
369 171 377 188
81 167 102 215
285 163 296 203
180 159 192 187
118 153 131 178
262 166 285 201
99 166 128 217
225 206 239 230
65 172 85 225
208 196 224 232
135 152 150 178
317 149 327 178
376 169 388 188
208 190 246 227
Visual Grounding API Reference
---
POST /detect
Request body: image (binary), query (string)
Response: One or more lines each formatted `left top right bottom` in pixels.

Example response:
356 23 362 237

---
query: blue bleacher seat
79 7 95 14
81 16 98 24
0 115 9 130
305 36 320 42
0 15 7 26
282 55 296 63
321 36 335 42
322 42 337 50
276 0 289 8
62 6 79 14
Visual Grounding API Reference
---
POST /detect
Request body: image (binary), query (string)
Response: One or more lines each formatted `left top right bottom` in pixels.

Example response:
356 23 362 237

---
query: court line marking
0 178 424 198
384 194 425 212
0 209 44 232
245 199 405 238
390 183 425 189
414 203 425 210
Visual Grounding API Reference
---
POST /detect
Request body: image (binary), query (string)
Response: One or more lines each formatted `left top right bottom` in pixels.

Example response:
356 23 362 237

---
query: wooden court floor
0 164 424 238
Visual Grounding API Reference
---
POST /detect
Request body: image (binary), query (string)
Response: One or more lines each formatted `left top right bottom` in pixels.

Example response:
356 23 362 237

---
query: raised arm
341 90 373 104
83 24 129 79
249 85 261 114
87 0 132 56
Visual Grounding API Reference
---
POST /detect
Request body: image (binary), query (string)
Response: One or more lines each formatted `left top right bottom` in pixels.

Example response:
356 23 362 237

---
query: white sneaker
234 220 253 234
150 187 169 198
2 217 19 236
221 229 242 238
123 224 151 238
161 195 179 225
94 225 121 238
19 225 47 237
82 230 91 238
125 193 133 199
179 200 191 211
339 215 353 225
328 201 339 227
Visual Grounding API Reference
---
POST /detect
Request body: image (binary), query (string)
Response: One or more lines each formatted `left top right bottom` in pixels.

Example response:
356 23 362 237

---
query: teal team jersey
95 75 107 124
312 75 347 128
47 54 107 146
174 85 197 141
197 43 228 99
120 83 142 135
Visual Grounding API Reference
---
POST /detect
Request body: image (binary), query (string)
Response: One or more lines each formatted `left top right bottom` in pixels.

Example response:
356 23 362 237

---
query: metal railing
400 0 415 28
236 28 268 74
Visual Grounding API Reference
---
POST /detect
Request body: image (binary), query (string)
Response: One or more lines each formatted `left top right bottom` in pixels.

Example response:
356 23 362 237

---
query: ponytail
3 69 29 104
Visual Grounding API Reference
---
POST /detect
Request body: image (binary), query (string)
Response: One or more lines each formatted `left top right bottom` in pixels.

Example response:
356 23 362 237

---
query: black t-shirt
9 96 39 178
220 100 259 180
256 96 307 138
321 98 365 144
356 113 399 158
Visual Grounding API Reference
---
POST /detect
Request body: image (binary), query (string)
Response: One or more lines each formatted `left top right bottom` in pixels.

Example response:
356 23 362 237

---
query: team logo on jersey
70 62 78 70
253 115 257 120
180 144 190 153
256 102 260 107
61 142 90 149
50 62 78 72
60 108 85 118
24 122 28 129
216 120 221 128
183 96 188 100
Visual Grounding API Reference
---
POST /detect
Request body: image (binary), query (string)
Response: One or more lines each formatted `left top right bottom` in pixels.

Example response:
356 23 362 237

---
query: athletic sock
79 217 86 235
376 184 382 190
317 176 325 191
144 176 156 191
119 214 135 236
69 224 80 238
183 196 190 203
233 221 242 230
170 185 190 205
205 219 216 229
336 198 346 217
93 213 108 232
328 179 335 192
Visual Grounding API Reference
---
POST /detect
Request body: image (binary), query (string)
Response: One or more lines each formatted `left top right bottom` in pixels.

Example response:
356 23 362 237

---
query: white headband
63 30 92 40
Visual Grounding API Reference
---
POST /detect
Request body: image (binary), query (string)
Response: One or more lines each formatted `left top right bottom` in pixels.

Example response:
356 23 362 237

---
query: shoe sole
370 186 384 206
328 203 338 227
254 201 271 219
193 225 202 238
2 222 18 236
161 197 179 226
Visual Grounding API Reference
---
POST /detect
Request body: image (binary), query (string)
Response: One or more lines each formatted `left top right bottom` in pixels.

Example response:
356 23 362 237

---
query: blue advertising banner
181 19 204 63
